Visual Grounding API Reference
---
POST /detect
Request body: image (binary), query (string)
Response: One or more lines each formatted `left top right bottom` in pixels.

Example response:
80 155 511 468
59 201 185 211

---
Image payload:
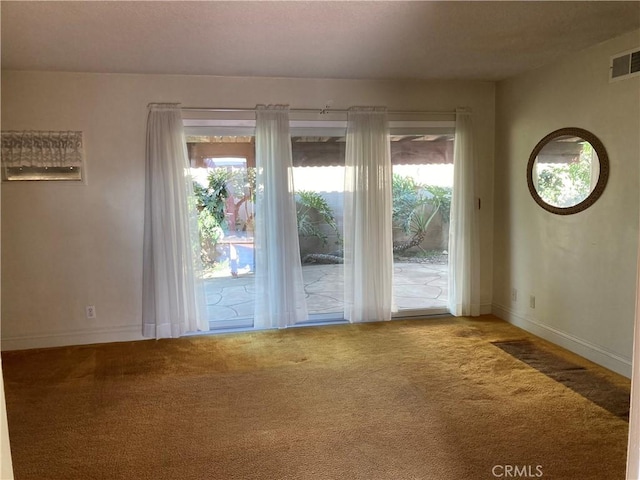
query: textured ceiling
2 1 640 81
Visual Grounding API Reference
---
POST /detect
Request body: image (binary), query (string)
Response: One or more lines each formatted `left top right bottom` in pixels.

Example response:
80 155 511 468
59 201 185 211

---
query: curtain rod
179 107 457 115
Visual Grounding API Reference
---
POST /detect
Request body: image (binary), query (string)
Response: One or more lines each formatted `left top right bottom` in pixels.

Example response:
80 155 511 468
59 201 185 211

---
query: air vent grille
631 51 640 74
610 48 640 81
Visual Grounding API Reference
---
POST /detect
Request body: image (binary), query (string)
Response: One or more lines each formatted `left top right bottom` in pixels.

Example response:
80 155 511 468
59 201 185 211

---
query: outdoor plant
194 169 232 226
193 169 233 266
196 208 225 266
392 173 451 253
296 190 341 246
192 167 258 267
302 175 452 264
424 185 452 227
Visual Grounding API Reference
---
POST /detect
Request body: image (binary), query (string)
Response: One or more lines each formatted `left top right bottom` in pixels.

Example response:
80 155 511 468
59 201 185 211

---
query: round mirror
527 128 609 215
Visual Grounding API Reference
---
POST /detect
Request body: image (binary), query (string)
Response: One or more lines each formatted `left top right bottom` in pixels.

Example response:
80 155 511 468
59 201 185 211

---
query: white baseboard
492 303 632 378
1 325 146 351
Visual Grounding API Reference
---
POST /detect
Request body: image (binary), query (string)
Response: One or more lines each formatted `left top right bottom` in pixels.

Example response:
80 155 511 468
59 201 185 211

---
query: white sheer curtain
254 105 308 329
448 108 481 317
142 103 208 338
343 107 394 323
626 224 640 479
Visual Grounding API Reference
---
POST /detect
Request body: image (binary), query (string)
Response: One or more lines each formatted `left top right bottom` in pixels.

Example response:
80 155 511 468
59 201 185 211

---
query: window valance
1 130 84 168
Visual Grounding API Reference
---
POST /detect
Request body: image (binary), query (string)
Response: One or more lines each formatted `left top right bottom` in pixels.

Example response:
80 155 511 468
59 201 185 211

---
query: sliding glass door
292 135 346 321
185 120 454 330
391 134 454 315
187 137 256 330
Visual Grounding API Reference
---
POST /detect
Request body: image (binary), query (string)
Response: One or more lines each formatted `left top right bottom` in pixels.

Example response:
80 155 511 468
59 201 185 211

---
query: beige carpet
2 315 630 479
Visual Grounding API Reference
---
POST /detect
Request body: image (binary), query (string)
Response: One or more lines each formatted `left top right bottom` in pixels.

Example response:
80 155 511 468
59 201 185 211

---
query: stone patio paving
204 261 448 326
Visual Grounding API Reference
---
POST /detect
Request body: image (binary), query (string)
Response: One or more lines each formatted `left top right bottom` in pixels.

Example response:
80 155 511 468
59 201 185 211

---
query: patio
204 261 448 327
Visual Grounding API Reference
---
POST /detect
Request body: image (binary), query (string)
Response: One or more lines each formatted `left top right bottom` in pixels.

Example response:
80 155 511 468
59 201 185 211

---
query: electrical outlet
511 288 517 302
86 305 96 319
529 296 536 309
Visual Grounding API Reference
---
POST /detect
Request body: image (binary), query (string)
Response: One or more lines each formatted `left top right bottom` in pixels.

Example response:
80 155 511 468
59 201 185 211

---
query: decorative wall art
1 130 84 181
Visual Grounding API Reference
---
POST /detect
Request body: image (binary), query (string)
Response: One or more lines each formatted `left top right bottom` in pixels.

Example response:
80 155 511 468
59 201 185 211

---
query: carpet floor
2 315 631 479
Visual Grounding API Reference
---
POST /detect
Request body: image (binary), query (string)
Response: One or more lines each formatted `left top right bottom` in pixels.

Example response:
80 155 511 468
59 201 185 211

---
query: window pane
188 138 255 330
186 128 454 329
391 135 453 314
293 137 345 320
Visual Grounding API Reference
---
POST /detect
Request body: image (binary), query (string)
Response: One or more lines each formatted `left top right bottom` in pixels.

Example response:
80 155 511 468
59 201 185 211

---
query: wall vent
610 48 640 81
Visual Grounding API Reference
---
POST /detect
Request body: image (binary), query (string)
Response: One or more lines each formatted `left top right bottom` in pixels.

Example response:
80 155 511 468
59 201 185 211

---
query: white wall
1 72 495 349
493 29 640 377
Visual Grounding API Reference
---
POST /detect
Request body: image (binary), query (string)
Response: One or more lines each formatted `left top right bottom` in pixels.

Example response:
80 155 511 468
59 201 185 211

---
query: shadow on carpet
492 339 630 421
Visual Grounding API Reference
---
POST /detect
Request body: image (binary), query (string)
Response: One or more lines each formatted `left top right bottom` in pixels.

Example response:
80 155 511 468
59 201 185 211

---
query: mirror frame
527 127 609 215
